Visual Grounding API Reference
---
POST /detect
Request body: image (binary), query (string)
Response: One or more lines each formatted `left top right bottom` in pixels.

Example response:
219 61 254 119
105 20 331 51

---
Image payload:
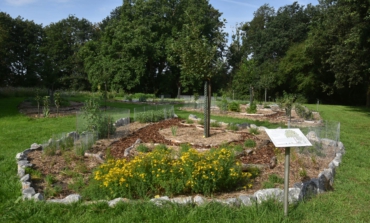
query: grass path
1 99 369 222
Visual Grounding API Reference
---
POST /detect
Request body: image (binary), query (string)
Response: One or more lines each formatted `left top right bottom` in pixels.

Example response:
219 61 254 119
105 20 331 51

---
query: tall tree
41 15 96 95
0 13 44 87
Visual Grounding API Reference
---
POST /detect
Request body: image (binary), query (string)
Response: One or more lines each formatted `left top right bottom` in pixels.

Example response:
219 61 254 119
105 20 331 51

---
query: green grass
1 97 370 222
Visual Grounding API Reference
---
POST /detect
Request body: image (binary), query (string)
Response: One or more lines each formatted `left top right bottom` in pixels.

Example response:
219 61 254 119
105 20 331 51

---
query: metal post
204 81 208 137
284 147 291 216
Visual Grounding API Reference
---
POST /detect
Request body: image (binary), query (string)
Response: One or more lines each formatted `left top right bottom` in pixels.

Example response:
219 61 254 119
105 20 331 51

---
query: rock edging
16 130 344 207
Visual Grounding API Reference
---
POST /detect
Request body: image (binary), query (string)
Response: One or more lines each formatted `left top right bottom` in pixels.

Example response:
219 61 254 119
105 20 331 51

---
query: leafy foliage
93 147 255 198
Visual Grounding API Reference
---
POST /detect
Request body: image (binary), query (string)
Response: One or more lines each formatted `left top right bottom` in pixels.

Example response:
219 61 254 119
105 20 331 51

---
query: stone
193 195 205 205
18 167 25 178
20 174 30 182
30 143 42 150
33 193 44 201
337 141 345 154
306 131 320 143
22 181 31 189
48 194 82 204
321 138 337 148
238 195 256 206
188 114 198 120
236 123 250 129
150 196 170 206
22 187 36 196
16 152 26 160
254 188 284 203
108 198 130 207
269 156 277 169
17 160 32 168
170 196 192 205
216 198 240 207
67 131 79 139
258 126 267 131
318 169 334 187
245 149 253 155
250 124 257 129
289 188 301 203
298 180 318 200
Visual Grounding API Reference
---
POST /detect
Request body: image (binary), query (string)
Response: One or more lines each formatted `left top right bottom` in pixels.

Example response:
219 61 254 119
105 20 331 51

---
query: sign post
265 129 312 216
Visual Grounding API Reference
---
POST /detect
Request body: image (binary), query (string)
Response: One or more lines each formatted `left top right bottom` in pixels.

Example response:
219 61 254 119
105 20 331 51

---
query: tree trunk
207 81 211 137
265 88 267 102
366 84 370 107
203 80 210 138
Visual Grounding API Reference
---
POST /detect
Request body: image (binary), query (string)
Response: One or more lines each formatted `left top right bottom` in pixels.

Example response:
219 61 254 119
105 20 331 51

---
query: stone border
16 127 345 207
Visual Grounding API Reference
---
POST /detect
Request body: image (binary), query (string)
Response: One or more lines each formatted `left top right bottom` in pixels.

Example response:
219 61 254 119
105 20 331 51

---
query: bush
246 102 257 113
135 108 173 123
227 123 239 131
244 139 256 148
295 104 313 120
93 148 256 199
228 101 240 112
217 95 228 113
81 98 116 138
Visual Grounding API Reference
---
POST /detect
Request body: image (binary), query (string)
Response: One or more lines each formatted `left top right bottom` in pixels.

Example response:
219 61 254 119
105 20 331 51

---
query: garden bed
25 118 334 200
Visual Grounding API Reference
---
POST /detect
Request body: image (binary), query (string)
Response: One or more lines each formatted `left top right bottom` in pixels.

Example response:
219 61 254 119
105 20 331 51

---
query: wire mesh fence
298 120 341 158
133 105 174 123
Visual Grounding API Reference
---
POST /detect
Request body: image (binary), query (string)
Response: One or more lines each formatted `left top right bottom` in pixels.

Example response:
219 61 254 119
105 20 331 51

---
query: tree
0 13 44 87
41 15 97 97
171 7 226 137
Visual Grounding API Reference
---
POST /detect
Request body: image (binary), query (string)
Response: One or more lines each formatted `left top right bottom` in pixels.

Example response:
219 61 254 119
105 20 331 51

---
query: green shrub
262 174 284 189
93 148 256 199
136 144 150 153
227 123 239 131
210 121 221 127
246 102 257 113
135 109 173 123
244 139 256 148
228 101 240 112
81 98 116 138
295 103 314 120
171 126 178 136
249 127 260 135
217 95 228 112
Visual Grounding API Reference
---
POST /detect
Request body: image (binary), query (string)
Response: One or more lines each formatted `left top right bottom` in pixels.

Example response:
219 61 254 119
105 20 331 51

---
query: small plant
249 127 260 135
44 174 55 186
44 185 62 198
54 92 61 117
25 167 42 179
35 88 41 118
262 174 284 189
170 126 178 136
244 139 256 148
217 95 228 113
193 93 199 102
228 101 240 112
299 168 308 179
68 176 85 192
246 102 257 114
43 96 50 117
295 103 314 120
197 118 204 126
185 118 194 124
210 121 221 127
227 123 239 131
136 144 149 153
233 144 244 152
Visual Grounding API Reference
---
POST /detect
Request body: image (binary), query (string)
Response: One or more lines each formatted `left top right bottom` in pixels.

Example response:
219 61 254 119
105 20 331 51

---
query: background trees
1 0 370 106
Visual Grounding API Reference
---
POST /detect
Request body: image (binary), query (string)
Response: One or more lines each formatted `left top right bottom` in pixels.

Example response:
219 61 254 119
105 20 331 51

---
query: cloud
220 0 259 8
5 0 37 6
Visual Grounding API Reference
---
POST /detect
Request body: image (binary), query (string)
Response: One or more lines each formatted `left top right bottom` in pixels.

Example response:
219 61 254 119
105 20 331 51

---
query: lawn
1 97 369 222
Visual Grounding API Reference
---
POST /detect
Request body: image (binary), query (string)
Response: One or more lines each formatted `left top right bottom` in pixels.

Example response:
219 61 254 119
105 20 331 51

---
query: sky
0 0 318 43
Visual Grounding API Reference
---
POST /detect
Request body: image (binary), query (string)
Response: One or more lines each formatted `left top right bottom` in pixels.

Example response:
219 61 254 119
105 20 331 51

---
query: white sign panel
265 128 312 147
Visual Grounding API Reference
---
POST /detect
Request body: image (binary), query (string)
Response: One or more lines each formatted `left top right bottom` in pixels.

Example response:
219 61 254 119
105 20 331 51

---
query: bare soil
22 101 332 200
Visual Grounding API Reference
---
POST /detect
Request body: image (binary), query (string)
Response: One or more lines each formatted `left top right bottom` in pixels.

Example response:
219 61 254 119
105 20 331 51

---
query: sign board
265 128 312 216
265 128 312 148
